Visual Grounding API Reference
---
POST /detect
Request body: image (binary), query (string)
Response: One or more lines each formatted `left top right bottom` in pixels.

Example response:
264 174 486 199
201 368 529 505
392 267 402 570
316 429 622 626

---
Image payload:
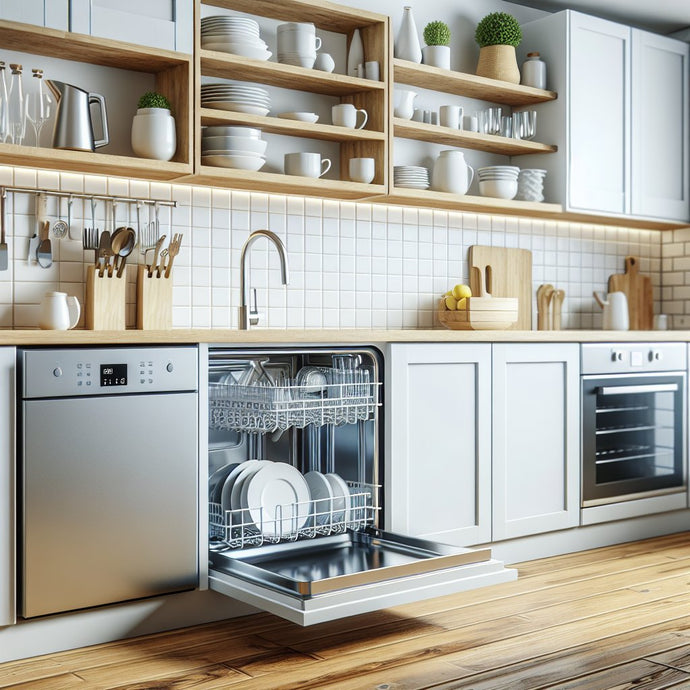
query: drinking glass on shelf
24 70 52 148
7 63 25 145
513 110 537 140
480 106 502 135
0 62 9 143
499 115 512 138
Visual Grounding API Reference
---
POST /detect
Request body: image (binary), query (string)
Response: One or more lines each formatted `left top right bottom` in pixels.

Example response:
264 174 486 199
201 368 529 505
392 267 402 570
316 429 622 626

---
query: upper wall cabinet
519 11 690 224
0 0 68 30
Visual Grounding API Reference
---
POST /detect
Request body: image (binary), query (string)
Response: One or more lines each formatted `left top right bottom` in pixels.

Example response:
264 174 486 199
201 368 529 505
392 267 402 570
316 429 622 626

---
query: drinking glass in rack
7 63 25 145
0 62 9 143
24 69 52 148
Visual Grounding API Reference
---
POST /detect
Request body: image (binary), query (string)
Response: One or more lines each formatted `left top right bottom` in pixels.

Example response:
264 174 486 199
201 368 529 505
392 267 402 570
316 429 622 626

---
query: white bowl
277 112 319 123
202 125 262 138
479 179 518 199
202 43 272 60
201 154 266 171
201 136 267 154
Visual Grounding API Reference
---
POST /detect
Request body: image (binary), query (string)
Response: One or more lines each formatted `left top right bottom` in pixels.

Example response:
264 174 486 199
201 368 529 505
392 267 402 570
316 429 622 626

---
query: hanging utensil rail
0 185 177 208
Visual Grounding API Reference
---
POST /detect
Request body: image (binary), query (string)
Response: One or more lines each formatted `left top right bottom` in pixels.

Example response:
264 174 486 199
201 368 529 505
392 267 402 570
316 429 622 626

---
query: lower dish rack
210 481 380 550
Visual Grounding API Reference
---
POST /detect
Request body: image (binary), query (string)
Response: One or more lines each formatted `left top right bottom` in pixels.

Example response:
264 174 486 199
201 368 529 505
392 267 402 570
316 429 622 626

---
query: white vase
395 6 422 63
423 45 451 70
347 28 364 77
131 107 176 161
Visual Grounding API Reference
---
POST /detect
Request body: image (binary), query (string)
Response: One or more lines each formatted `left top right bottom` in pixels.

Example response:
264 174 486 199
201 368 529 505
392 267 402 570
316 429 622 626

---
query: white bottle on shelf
521 52 547 89
395 7 422 63
348 29 365 77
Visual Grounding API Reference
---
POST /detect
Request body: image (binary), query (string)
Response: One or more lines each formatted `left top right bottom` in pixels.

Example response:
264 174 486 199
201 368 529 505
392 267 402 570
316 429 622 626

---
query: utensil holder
85 265 126 330
137 265 172 330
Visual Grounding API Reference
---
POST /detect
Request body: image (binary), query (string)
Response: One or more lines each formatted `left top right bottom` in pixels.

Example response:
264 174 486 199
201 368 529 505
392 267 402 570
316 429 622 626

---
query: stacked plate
200 82 270 116
201 15 271 61
201 125 267 171
394 165 430 190
477 165 520 200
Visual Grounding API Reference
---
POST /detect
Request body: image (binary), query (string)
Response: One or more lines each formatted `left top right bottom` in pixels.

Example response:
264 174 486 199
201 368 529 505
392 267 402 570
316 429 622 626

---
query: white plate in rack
220 459 262 515
325 473 351 526
243 462 311 537
304 471 334 526
209 461 240 503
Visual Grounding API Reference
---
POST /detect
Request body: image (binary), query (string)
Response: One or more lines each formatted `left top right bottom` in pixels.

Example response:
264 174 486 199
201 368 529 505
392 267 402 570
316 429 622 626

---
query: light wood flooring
3 532 690 689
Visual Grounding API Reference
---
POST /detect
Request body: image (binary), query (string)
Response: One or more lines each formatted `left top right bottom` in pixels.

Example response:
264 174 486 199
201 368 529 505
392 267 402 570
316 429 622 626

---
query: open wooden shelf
394 119 557 156
200 108 386 144
200 50 384 96
394 59 558 106
186 166 385 199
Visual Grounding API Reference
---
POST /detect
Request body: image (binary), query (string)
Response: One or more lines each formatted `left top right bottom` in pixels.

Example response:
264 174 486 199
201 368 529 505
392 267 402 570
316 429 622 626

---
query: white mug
439 105 463 129
364 61 380 80
285 152 332 178
38 291 81 330
349 157 375 184
332 103 368 129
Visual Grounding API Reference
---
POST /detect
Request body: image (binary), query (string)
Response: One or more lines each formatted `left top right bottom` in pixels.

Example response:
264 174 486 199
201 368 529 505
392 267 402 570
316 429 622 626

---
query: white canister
38 291 81 330
521 52 547 90
131 108 176 161
431 150 474 195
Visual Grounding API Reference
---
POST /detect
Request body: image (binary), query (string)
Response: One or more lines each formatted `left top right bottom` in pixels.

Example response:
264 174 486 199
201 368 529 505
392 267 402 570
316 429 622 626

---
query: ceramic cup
654 314 668 330
364 61 380 80
314 52 335 72
439 105 463 129
332 103 368 129
285 152 332 178
349 157 375 184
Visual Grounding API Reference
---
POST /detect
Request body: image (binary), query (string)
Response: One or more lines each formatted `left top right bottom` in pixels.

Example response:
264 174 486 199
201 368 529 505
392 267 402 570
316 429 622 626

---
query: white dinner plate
243 462 311 536
201 102 270 116
230 460 270 514
208 462 240 503
304 471 334 526
325 473 351 525
201 154 266 171
220 459 261 514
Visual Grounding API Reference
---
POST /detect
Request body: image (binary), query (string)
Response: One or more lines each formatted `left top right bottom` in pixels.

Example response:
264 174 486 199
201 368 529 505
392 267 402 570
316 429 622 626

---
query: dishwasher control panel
21 347 198 398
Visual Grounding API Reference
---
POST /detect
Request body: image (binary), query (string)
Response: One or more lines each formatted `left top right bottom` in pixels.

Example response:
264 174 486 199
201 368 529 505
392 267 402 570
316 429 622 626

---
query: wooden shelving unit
393 58 558 106
0 20 193 180
394 119 557 156
193 0 389 197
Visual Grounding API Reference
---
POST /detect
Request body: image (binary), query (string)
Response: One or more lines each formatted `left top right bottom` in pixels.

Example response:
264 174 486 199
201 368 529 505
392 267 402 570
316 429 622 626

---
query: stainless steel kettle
46 79 109 152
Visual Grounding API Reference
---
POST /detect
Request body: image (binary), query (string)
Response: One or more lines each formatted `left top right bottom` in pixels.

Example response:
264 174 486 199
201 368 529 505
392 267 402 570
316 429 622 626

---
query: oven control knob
52 367 62 378
611 351 624 362
649 350 663 362
166 362 174 373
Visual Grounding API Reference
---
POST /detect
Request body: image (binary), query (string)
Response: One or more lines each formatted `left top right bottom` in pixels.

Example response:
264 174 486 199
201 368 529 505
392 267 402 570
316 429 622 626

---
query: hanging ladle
110 226 136 278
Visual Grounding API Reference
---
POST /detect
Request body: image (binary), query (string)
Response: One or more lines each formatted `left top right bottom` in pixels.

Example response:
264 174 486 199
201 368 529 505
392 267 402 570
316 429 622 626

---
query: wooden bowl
438 296 519 331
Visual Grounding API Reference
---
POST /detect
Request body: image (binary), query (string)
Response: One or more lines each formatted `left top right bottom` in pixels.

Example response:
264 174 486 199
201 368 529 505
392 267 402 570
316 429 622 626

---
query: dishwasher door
21 391 198 618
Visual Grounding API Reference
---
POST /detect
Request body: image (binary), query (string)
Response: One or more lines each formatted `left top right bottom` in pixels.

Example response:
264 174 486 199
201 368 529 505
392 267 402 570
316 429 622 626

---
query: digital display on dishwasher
100 363 127 387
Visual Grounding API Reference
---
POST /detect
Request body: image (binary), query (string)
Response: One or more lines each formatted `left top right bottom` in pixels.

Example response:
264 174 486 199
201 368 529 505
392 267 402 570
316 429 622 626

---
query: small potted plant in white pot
474 12 522 84
131 91 176 161
422 21 451 70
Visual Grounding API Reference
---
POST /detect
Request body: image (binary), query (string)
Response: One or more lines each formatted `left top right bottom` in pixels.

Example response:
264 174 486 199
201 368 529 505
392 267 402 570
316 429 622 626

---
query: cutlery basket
137 265 172 330
85 265 126 330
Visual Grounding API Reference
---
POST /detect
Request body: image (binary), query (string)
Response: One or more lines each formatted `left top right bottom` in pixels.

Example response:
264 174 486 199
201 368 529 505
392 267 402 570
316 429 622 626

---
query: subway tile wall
0 167 663 330
661 228 690 329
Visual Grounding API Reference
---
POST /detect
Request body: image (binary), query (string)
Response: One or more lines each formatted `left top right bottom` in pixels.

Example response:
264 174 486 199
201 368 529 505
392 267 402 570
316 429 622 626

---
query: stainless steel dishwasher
18 346 199 618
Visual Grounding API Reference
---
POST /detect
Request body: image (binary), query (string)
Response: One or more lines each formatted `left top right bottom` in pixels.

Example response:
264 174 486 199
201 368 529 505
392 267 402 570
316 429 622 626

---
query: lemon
456 297 467 310
444 295 457 311
452 284 472 299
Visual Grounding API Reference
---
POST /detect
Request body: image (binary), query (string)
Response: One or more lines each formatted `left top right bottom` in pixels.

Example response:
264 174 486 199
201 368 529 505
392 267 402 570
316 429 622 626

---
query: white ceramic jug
594 291 629 330
432 150 475 195
394 89 417 119
38 291 81 330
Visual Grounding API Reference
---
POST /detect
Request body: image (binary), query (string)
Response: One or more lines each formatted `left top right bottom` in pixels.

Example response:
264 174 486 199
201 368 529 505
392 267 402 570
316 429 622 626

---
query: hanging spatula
0 188 7 271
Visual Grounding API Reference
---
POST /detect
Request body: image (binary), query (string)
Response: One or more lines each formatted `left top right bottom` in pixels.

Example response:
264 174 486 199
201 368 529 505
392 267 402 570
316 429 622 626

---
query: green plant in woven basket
423 21 451 47
137 91 172 111
475 12 522 48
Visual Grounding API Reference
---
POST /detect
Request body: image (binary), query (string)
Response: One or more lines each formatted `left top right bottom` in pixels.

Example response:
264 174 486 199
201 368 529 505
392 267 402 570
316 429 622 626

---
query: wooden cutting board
469 246 533 330
607 256 653 330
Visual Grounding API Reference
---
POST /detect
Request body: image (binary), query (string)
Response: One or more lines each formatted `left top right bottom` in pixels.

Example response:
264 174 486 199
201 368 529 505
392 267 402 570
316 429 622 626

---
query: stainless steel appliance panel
581 343 686 375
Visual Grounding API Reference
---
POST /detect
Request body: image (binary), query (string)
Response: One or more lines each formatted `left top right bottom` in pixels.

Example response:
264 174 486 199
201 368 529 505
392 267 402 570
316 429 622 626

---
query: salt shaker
521 52 547 90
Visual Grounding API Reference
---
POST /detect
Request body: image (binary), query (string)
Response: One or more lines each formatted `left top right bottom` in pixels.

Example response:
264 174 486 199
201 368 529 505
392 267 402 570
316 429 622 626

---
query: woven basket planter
476 44 520 84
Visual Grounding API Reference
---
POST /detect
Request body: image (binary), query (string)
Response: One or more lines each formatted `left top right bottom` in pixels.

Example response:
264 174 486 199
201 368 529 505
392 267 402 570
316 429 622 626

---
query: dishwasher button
53 367 62 378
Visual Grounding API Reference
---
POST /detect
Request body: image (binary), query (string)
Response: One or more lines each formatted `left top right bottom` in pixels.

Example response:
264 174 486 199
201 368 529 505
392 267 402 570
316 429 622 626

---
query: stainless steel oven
202 346 515 626
581 344 686 511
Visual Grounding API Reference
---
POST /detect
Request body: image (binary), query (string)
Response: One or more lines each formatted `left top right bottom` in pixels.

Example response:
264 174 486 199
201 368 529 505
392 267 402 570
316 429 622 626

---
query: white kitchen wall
0 166 661 331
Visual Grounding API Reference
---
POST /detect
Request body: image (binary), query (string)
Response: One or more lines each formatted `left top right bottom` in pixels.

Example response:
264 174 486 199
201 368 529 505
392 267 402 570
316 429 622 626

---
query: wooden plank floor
3 532 690 689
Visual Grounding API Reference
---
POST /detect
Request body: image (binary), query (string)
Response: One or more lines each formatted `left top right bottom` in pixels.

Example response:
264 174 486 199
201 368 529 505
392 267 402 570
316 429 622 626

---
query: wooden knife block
85 265 126 330
137 265 172 330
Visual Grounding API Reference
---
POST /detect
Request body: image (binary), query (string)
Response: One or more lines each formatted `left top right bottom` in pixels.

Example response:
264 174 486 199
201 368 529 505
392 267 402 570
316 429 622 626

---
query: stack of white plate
201 15 271 61
394 165 430 189
477 165 520 199
200 83 270 116
201 125 267 171
515 168 547 202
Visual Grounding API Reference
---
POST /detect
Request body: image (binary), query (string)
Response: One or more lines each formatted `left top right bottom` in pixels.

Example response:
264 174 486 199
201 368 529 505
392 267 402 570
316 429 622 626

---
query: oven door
581 373 686 505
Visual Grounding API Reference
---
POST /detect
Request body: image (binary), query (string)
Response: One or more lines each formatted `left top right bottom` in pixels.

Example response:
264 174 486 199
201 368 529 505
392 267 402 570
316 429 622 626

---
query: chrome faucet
239 229 289 329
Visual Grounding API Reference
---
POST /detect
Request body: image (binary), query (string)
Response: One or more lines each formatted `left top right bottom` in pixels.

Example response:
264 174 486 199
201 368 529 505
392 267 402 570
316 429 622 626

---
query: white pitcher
38 291 81 330
593 291 629 330
432 150 475 195
394 89 417 120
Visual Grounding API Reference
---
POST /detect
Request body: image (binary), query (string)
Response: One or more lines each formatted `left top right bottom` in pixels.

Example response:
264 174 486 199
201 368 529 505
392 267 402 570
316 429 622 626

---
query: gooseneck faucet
239 229 289 329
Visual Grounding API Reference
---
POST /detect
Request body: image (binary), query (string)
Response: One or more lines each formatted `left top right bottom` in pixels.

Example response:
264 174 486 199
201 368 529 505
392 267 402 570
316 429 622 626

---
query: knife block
85 265 126 330
137 265 172 330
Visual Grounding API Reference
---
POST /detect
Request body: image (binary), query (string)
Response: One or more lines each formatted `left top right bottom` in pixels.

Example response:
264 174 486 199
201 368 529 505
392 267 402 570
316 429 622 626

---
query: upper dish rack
209 366 381 432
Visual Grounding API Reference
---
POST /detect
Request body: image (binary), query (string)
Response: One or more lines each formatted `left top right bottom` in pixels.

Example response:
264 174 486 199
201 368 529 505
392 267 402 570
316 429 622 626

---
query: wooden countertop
0 328 688 346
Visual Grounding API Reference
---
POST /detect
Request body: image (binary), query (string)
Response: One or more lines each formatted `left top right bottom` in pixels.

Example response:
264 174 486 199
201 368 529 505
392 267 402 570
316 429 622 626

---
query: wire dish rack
209 368 381 433
209 481 380 550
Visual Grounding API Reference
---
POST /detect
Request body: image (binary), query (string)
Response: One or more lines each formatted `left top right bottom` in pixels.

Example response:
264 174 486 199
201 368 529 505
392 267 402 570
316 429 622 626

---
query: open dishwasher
204 346 514 626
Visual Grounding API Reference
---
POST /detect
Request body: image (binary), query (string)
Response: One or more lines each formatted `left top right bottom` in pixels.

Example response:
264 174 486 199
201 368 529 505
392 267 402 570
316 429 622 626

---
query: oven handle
599 383 679 396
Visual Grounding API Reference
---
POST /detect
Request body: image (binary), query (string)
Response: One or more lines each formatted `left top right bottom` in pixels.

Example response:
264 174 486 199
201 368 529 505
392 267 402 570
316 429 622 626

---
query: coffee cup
285 152 332 178
349 157 375 184
332 103 368 129
277 22 322 68
439 105 463 129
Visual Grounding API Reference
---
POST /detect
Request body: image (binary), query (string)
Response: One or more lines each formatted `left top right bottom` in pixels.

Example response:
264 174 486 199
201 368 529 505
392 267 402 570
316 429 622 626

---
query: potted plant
474 12 522 84
131 91 177 161
422 21 451 70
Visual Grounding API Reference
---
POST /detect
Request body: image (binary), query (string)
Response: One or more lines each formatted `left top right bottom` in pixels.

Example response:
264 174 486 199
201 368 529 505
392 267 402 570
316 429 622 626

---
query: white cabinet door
0 348 14 627
0 0 68 29
386 343 492 546
569 12 631 215
631 29 690 221
492 344 580 541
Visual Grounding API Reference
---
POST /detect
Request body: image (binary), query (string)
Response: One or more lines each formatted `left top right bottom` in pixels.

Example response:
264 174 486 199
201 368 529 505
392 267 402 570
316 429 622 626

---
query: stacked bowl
477 165 520 199
200 15 271 61
200 83 270 116
201 126 267 171
515 168 547 202
394 165 430 189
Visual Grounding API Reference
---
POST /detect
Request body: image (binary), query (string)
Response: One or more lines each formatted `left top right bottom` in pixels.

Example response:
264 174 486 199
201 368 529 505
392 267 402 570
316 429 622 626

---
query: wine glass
0 62 9 143
24 71 52 148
